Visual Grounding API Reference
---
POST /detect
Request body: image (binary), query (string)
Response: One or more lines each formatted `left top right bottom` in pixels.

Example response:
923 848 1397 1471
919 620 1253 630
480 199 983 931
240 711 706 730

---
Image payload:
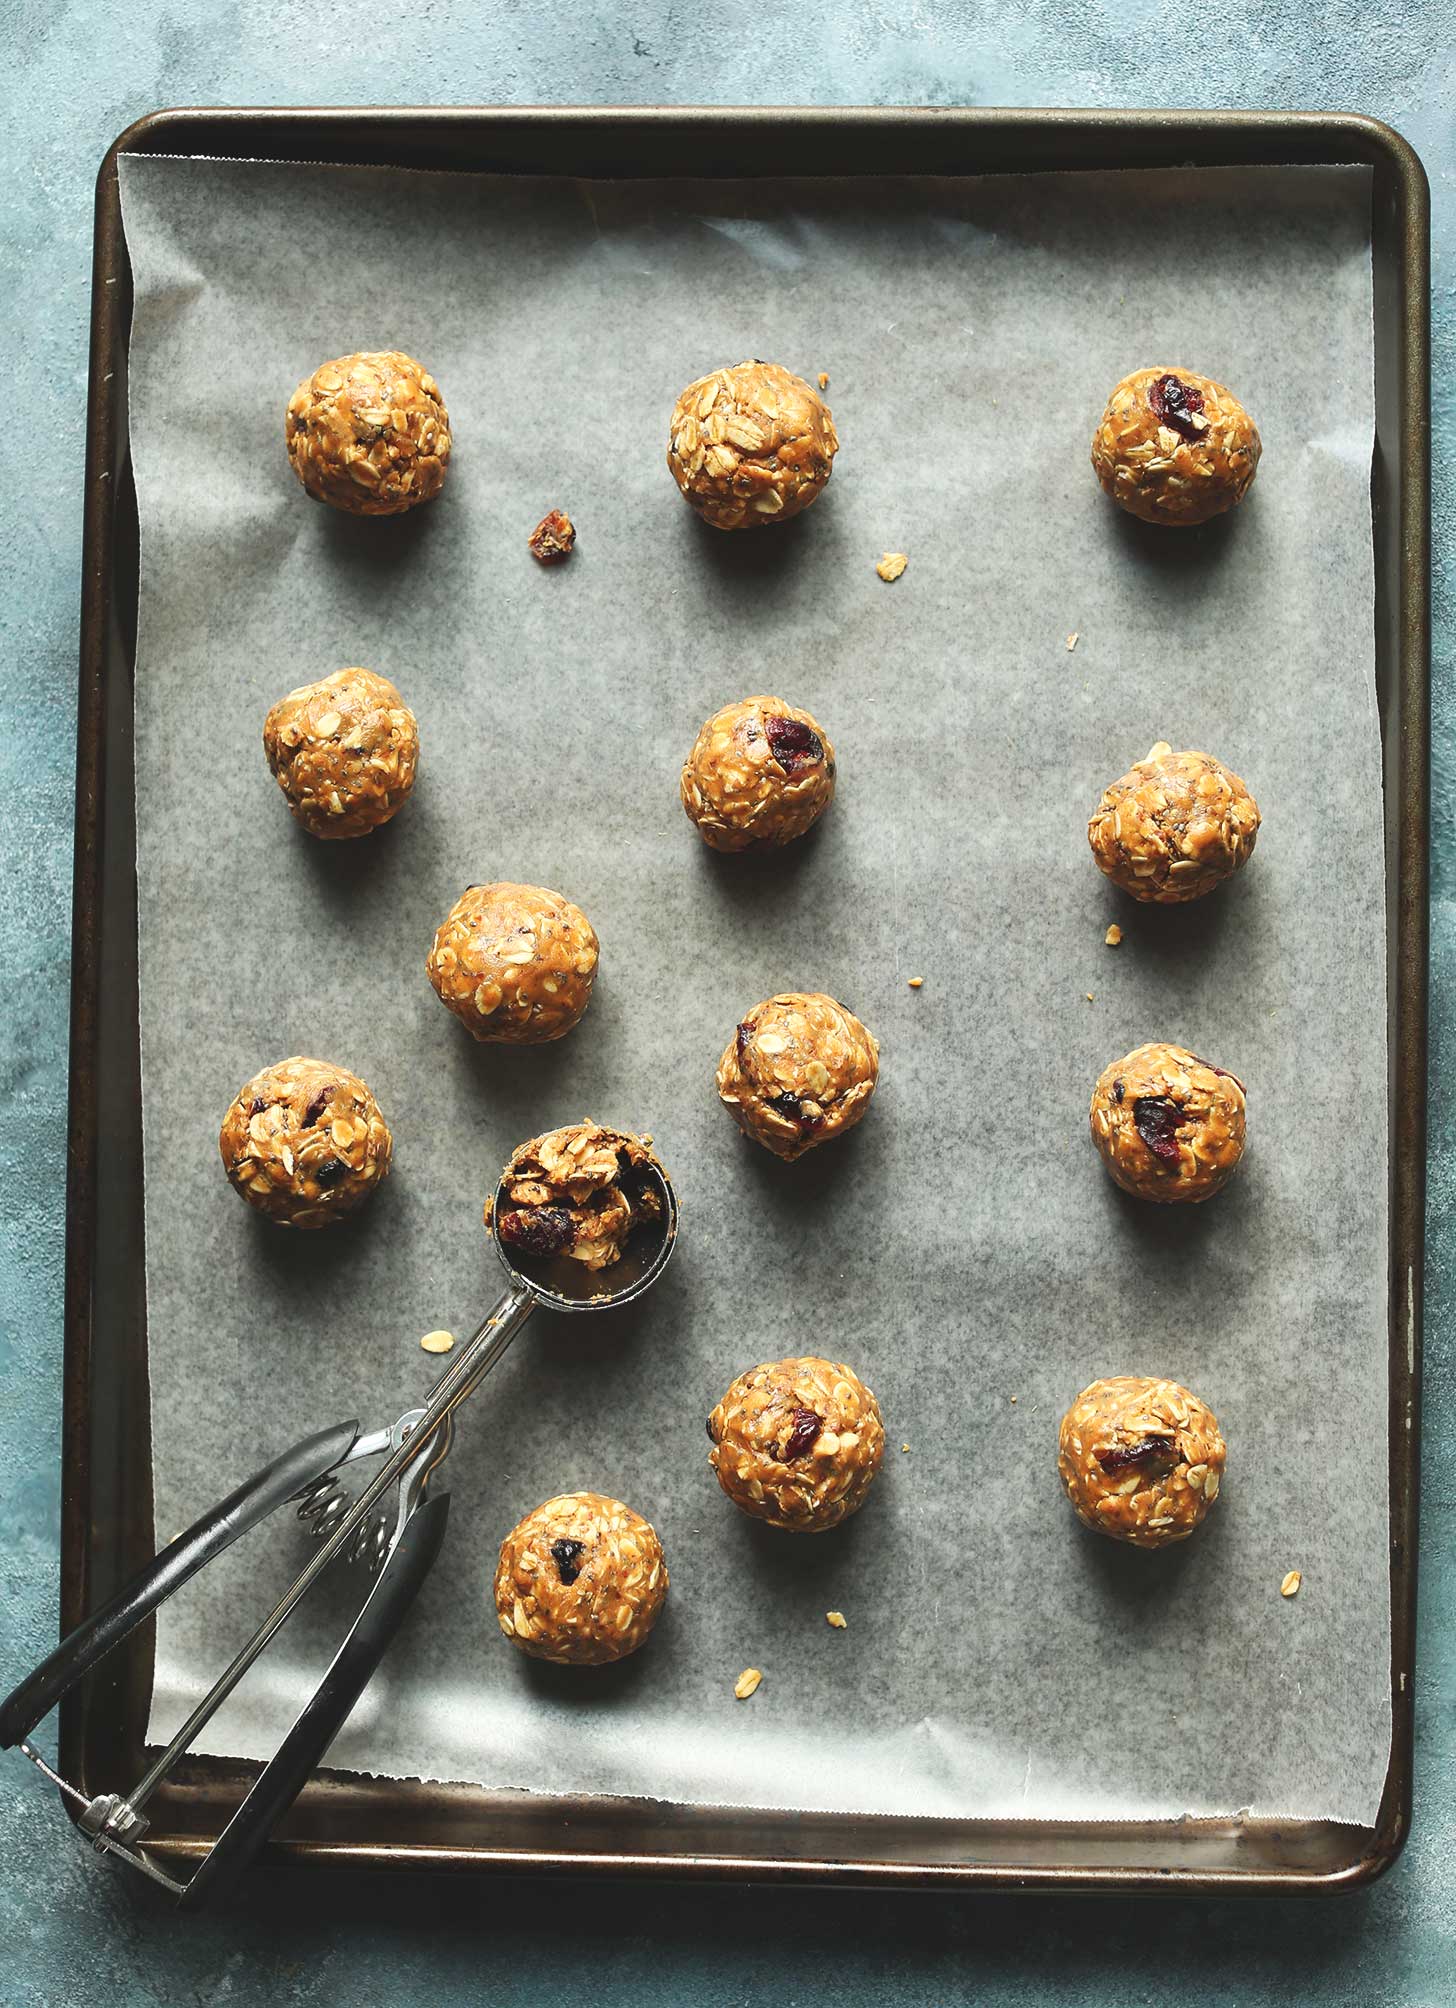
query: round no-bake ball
263 667 419 839
1058 1375 1227 1549
1088 741 1260 902
717 993 879 1160
426 882 599 1043
708 1356 886 1533
1091 366 1260 527
680 694 836 852
494 1492 668 1665
219 1056 392 1228
667 360 838 530
286 350 451 516
1091 1042 1246 1204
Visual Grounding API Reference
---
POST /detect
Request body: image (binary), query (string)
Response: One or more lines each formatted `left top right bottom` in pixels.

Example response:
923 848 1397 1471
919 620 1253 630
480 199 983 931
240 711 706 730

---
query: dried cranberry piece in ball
498 1205 577 1258
550 1537 586 1584
780 1407 823 1460
1147 373 1206 442
764 714 824 776
1133 1097 1184 1163
1097 1436 1180 1477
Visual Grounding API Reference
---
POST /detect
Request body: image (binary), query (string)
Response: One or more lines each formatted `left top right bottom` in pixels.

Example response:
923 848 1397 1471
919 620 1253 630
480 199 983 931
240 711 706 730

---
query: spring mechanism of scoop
293 1474 389 1569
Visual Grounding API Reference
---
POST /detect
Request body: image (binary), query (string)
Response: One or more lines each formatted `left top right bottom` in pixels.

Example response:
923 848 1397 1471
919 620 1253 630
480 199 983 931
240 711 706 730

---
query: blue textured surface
0 6 1450 2003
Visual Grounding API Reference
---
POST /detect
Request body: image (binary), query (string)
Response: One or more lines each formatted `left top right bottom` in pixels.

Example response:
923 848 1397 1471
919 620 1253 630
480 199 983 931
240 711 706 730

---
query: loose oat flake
1066 631 1080 652
1281 1571 1303 1598
1105 924 1123 947
826 1611 848 1629
907 975 924 989
817 371 830 389
419 1329 455 1354
876 552 908 582
734 1667 763 1699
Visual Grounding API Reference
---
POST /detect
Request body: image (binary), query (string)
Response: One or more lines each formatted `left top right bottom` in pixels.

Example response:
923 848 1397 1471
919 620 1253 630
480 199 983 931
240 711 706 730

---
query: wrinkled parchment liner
117 156 1386 1824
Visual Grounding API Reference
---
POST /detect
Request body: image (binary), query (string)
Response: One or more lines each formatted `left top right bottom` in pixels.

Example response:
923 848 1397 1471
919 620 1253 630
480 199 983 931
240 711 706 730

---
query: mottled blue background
1 5 1450 2002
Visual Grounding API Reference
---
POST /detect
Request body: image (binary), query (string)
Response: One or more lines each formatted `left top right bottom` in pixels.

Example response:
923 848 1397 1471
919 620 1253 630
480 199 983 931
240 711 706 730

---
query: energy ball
1091 366 1260 527
1058 1375 1227 1549
1091 1042 1246 1204
707 1356 886 1533
487 1120 664 1273
494 1492 668 1665
263 667 419 839
680 694 836 852
1088 741 1260 903
219 1056 392 1228
667 360 838 530
426 882 598 1043
717 993 879 1161
285 350 451 516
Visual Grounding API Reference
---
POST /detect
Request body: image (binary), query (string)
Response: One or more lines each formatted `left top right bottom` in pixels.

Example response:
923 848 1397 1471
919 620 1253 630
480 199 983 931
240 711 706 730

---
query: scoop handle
0 1420 361 1749
178 1491 450 1909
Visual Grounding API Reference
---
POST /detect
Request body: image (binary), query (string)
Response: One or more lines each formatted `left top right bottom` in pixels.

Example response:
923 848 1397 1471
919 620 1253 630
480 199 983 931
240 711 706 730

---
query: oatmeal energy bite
708 1357 886 1532
427 882 598 1043
286 349 451 516
219 1057 392 1228
1091 367 1260 527
487 1121 664 1273
495 1492 667 1664
263 667 419 839
717 993 879 1160
1091 1042 1246 1204
1058 1376 1227 1549
681 694 836 852
667 361 838 530
1088 742 1260 902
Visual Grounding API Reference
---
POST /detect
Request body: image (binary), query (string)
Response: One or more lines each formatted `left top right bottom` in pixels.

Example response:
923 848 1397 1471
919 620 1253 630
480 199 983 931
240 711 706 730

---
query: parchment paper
117 155 1388 1825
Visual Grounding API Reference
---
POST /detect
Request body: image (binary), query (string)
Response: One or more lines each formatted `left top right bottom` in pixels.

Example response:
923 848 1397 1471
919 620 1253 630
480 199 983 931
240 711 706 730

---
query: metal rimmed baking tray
62 106 1429 1894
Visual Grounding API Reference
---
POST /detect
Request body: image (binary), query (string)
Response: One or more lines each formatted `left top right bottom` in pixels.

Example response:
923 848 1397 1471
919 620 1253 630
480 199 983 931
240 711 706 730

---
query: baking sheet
116 154 1388 1826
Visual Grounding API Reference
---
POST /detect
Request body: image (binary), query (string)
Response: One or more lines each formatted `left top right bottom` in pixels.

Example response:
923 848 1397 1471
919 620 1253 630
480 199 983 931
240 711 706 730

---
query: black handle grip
0 1419 361 1748
178 1490 449 1909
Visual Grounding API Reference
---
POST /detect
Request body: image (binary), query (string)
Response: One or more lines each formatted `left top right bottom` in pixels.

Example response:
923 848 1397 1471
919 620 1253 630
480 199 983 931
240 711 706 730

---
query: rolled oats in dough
218 1056 392 1228
426 882 599 1044
486 1120 664 1273
1088 741 1260 902
494 1492 668 1665
1091 1041 1246 1204
708 1356 886 1533
1058 1375 1227 1549
717 992 879 1160
285 349 451 516
1091 366 1260 526
680 694 836 853
263 666 419 839
666 360 838 530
